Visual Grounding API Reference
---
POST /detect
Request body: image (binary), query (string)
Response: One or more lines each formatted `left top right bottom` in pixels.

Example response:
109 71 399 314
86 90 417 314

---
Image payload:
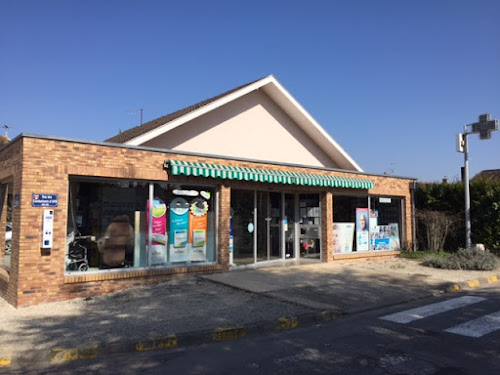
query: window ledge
64 263 224 284
332 250 400 261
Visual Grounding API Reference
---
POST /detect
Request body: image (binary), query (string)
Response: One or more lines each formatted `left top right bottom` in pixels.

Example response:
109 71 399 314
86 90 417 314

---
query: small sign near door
32 194 58 207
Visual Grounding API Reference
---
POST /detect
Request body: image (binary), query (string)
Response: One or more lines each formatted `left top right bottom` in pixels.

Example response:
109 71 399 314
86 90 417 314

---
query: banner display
169 197 189 262
369 210 378 249
371 223 401 250
188 197 209 261
356 208 370 251
147 198 167 265
333 222 355 253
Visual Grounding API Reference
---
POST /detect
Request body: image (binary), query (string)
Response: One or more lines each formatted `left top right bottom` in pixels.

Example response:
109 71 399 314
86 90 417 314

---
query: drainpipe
411 181 417 251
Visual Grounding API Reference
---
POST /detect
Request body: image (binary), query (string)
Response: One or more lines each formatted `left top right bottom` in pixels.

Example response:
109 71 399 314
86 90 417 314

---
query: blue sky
1 0 499 182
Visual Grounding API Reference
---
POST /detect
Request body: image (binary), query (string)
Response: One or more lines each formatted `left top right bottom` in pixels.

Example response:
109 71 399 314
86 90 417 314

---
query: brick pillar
218 184 231 269
321 191 333 262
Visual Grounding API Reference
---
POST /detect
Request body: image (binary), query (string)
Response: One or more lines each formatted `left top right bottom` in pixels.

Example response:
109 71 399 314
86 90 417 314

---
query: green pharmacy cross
471 114 499 140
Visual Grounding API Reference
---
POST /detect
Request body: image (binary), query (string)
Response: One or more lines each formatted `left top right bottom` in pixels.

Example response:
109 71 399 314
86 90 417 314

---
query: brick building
0 76 416 307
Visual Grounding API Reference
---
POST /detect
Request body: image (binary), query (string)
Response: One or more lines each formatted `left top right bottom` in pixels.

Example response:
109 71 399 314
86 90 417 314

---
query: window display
1 183 13 269
333 195 403 252
369 197 402 251
66 178 216 273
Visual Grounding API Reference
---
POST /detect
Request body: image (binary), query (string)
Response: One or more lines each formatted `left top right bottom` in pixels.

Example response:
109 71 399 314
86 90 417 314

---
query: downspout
411 181 417 251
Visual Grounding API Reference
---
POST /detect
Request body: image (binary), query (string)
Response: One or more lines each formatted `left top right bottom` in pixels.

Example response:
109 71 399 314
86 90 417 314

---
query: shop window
231 189 255 266
332 195 403 253
66 178 216 273
333 195 367 253
369 197 403 251
1 183 13 269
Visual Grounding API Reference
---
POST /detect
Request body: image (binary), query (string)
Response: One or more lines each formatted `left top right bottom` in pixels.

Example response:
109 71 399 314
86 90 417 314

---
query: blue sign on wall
32 194 58 207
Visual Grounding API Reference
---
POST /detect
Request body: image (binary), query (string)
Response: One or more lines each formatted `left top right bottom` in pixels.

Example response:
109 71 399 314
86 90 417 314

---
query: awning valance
165 159 374 189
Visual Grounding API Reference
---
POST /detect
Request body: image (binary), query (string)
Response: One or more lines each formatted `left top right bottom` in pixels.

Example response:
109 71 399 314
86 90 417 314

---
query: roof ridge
104 76 269 144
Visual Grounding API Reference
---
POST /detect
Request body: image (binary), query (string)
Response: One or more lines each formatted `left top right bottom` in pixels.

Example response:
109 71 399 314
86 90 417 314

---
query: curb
445 274 499 293
0 309 343 369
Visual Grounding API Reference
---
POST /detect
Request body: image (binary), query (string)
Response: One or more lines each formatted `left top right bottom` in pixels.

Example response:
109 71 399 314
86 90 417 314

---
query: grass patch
421 248 500 271
399 251 449 259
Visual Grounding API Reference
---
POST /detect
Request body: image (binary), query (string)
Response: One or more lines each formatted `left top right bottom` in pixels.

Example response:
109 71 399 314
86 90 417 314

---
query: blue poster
356 208 370 251
169 198 189 262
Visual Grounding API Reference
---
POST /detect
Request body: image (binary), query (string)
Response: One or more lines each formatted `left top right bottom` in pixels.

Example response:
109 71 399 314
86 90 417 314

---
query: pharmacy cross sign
470 114 499 140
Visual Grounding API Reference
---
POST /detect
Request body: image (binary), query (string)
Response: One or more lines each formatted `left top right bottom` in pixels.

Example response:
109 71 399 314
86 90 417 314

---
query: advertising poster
356 208 370 251
147 198 167 265
169 197 189 262
333 222 355 253
371 223 400 250
389 223 400 250
370 210 378 249
188 197 209 261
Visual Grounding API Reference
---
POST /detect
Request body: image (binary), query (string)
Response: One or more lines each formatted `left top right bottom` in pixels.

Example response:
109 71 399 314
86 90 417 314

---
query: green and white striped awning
165 159 374 189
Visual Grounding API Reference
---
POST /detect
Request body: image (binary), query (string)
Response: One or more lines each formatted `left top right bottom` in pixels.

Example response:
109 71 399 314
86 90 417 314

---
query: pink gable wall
142 90 339 168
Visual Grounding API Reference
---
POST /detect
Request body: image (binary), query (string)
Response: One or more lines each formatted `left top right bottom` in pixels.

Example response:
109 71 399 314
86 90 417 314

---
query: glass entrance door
231 190 297 265
256 191 282 262
298 194 321 259
284 193 296 259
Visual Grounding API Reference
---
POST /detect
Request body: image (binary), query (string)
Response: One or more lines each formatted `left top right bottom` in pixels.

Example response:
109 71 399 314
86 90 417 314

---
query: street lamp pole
462 128 471 249
457 114 499 249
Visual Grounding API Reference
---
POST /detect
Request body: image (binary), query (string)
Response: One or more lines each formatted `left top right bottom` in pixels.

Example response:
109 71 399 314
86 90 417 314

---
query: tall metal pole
458 114 498 250
463 127 471 249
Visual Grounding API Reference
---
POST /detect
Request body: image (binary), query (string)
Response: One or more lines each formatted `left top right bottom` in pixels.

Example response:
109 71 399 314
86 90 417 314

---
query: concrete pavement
0 259 499 370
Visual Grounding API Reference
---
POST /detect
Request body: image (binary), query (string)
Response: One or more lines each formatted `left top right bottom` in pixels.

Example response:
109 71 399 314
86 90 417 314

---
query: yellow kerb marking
449 284 461 292
135 335 178 352
213 327 246 342
276 317 299 331
0 357 12 367
51 345 98 363
486 276 498 283
468 280 480 288
320 311 341 322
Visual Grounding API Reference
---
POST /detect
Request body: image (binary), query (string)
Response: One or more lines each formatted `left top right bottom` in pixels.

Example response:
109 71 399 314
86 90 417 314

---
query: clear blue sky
1 0 499 182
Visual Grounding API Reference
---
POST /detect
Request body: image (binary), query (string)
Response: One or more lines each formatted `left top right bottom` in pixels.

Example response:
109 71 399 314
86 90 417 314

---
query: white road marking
445 311 500 338
380 296 486 324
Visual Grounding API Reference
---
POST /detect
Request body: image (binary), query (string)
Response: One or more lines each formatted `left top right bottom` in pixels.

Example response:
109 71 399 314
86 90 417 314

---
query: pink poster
147 198 167 265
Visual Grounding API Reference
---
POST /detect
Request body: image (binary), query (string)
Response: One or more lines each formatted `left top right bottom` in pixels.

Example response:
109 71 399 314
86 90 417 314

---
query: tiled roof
105 78 264 144
472 169 500 181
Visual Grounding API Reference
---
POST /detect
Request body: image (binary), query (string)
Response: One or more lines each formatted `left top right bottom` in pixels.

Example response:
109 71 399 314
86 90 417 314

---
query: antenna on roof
125 108 160 126
1 124 14 138
126 108 145 125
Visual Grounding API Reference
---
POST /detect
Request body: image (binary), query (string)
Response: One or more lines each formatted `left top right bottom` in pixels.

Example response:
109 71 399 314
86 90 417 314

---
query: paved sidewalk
0 258 498 369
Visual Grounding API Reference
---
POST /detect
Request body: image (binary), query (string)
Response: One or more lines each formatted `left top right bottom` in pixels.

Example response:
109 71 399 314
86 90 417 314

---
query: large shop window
333 195 403 253
66 178 216 273
1 182 13 270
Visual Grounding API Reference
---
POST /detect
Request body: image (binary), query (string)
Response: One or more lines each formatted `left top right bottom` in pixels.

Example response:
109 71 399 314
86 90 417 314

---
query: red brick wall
0 136 415 307
321 191 333 262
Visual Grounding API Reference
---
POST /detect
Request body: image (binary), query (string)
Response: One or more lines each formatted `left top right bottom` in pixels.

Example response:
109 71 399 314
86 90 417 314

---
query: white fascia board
266 77 364 172
125 76 275 146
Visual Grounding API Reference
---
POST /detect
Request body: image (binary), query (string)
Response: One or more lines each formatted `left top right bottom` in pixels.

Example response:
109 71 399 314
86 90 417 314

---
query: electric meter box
42 209 54 248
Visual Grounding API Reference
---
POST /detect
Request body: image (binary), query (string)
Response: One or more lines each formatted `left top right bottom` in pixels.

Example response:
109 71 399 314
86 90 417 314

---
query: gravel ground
0 257 498 355
342 257 499 283
0 277 314 353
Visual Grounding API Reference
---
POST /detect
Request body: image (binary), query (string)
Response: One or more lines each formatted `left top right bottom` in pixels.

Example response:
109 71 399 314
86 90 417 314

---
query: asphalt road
7 286 500 375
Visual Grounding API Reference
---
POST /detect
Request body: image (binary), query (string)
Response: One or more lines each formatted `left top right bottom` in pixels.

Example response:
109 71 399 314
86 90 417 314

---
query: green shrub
415 179 500 253
422 248 500 271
